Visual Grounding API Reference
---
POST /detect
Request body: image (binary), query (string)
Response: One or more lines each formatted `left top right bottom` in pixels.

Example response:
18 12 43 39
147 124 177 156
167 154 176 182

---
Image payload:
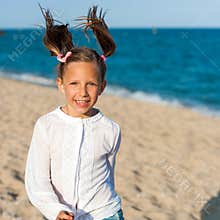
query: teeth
76 100 88 103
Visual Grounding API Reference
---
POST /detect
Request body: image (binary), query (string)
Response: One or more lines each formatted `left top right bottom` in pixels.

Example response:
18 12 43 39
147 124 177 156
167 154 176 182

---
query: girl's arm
107 124 121 188
25 118 73 220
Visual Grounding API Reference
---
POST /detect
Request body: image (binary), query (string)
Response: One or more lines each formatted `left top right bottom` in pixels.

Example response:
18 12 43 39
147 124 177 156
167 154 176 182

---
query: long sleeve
107 125 121 188
24 118 73 220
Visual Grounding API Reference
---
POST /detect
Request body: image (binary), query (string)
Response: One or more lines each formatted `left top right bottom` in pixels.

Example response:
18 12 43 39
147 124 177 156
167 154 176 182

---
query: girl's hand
56 210 74 220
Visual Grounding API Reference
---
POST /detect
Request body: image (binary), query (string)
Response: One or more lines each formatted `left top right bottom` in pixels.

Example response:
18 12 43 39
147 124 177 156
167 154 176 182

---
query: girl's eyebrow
67 80 98 84
69 79 98 82
88 80 98 83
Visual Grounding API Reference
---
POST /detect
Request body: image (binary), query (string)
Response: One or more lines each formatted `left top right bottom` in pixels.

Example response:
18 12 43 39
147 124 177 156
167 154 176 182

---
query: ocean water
1 28 220 117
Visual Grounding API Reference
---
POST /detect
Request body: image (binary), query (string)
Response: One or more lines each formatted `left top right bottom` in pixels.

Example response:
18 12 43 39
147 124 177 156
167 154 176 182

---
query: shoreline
0 74 220 119
1 77 220 220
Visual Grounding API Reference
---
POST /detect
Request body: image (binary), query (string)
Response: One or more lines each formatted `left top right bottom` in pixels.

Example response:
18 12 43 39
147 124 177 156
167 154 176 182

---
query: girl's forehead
66 62 99 73
63 61 101 80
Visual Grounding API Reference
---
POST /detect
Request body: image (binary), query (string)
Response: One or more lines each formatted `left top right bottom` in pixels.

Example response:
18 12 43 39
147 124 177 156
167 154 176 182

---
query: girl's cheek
89 85 99 92
68 86 79 92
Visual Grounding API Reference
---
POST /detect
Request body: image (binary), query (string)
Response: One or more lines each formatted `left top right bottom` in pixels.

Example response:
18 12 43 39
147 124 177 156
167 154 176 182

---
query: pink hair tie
101 55 106 62
57 51 72 63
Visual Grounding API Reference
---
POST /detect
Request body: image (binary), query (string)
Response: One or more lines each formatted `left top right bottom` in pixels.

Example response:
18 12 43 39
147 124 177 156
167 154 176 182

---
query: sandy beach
1 76 220 220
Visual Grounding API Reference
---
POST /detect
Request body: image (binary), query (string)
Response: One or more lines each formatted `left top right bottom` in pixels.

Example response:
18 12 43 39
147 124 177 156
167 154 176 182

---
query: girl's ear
98 80 107 95
56 77 65 94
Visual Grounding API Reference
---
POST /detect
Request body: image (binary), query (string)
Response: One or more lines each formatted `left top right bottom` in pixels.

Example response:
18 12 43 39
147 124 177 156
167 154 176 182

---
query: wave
0 71 56 87
104 85 220 118
1 71 220 118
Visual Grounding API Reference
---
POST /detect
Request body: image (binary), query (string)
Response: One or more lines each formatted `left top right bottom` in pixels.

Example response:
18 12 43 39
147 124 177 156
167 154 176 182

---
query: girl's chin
73 105 92 115
75 102 90 108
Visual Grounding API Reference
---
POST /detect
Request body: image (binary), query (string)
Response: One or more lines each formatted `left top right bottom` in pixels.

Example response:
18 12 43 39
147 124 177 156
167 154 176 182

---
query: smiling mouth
75 100 90 107
75 100 90 103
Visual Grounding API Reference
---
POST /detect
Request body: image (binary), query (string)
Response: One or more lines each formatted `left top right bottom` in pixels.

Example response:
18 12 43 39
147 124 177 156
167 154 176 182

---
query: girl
24 5 124 220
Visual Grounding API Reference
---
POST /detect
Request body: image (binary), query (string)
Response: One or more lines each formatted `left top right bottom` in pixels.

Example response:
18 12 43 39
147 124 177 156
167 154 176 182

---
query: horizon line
1 26 220 30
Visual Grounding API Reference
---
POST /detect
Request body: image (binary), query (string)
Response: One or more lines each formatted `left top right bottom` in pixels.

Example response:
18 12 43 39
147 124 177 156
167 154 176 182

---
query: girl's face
57 61 106 118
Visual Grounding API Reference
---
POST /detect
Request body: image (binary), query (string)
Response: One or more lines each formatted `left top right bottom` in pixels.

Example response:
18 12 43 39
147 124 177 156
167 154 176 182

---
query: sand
1 76 220 220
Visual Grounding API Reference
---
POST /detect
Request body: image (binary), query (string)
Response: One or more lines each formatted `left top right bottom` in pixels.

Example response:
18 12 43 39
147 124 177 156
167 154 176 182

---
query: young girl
25 6 124 220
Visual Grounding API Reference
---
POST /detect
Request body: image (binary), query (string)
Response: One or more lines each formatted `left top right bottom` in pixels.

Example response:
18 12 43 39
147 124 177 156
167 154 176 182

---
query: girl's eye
88 82 98 86
70 82 78 85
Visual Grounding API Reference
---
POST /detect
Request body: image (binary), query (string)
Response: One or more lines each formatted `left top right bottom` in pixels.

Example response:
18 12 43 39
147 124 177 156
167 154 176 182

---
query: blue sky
1 0 220 28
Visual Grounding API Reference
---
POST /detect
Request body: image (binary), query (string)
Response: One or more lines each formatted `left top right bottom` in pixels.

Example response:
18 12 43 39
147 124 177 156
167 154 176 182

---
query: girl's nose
79 85 88 96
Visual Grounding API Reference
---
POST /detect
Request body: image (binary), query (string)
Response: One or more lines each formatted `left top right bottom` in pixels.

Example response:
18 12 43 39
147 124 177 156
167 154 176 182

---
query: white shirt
24 106 122 220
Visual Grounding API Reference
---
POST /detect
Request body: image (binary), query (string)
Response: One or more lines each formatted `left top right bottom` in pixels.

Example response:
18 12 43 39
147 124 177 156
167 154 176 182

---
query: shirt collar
55 105 103 124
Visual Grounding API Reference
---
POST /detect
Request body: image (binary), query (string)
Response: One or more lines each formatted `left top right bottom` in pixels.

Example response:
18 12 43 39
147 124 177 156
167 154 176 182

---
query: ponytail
39 4 74 56
76 6 116 57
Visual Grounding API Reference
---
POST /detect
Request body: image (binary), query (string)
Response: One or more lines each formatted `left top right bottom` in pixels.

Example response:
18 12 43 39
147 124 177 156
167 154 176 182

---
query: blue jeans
103 209 124 220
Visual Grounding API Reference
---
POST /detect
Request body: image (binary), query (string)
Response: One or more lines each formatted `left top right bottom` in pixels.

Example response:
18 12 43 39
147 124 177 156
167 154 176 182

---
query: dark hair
39 5 116 82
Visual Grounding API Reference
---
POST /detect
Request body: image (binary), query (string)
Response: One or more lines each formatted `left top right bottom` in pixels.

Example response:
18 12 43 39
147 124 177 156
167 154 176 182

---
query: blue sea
1 28 220 117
